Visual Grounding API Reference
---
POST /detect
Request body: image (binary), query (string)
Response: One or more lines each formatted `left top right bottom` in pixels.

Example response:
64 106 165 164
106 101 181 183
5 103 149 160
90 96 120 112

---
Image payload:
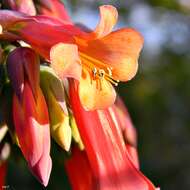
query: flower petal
64 147 95 190
39 0 72 24
69 82 157 190
89 5 118 39
13 83 43 167
81 28 143 81
22 48 40 100
7 48 24 101
8 0 37 16
50 43 82 80
78 69 116 110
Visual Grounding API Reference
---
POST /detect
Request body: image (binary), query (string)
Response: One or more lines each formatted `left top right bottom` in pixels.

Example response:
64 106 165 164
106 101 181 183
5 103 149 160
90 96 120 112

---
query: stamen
98 69 105 78
92 68 97 79
80 52 120 89
107 67 112 76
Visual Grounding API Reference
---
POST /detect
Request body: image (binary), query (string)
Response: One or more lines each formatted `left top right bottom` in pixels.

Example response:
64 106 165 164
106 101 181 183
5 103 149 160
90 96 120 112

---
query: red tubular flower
69 80 157 190
0 4 143 110
7 48 52 186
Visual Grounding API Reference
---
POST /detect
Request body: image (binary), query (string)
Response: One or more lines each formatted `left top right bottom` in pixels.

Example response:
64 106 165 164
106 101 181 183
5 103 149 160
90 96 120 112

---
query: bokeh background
5 0 190 189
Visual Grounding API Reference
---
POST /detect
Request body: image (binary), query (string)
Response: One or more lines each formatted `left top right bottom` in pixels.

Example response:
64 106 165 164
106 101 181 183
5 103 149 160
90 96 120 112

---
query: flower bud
40 66 71 151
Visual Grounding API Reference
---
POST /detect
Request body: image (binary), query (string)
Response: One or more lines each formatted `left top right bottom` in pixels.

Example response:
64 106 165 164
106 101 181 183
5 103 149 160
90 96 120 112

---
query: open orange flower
0 5 143 110
50 5 143 110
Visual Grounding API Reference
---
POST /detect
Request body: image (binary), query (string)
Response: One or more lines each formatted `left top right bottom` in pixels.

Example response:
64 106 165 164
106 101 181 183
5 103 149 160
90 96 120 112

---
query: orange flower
50 5 143 110
0 5 143 110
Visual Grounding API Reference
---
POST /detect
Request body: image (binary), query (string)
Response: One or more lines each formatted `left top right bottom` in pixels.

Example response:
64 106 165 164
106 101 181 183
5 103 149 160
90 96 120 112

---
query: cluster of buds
0 0 160 189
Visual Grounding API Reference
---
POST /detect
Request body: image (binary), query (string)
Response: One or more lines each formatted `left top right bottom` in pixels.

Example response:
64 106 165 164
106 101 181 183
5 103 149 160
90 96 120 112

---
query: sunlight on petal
79 69 116 110
90 5 118 39
50 43 82 80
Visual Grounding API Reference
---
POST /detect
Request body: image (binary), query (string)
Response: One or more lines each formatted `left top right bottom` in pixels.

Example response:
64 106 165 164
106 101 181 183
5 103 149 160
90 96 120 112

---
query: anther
92 68 97 78
98 69 105 78
107 67 112 76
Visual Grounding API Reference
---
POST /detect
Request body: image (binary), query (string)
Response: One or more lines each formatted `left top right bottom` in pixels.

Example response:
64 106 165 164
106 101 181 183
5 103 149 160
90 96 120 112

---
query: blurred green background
4 0 190 189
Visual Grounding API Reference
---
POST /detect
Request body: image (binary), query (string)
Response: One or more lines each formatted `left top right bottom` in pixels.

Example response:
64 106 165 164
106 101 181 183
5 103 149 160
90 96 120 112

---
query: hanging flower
0 4 143 110
68 80 157 190
0 1 160 189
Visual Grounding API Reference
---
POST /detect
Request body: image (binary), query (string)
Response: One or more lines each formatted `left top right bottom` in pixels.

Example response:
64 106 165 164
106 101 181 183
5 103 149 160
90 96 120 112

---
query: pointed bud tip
53 122 72 151
29 156 52 187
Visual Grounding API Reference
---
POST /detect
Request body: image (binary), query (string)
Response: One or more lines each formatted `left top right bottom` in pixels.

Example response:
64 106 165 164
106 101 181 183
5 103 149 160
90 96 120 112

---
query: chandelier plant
0 0 159 189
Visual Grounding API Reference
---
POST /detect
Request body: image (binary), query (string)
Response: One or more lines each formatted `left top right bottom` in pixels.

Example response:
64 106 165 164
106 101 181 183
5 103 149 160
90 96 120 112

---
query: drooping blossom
7 47 52 186
0 1 160 189
68 79 157 190
0 4 143 110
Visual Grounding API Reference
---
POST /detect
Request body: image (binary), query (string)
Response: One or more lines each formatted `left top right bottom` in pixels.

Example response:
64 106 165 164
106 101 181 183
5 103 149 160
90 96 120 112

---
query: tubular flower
69 80 158 190
7 47 52 186
0 4 143 110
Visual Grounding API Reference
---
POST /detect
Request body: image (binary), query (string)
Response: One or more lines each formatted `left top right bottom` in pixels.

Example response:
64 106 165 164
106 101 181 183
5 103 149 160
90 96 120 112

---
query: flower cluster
0 0 159 189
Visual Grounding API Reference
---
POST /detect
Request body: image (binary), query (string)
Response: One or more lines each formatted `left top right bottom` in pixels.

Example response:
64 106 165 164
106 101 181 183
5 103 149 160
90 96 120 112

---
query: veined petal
69 82 157 190
89 5 118 39
78 69 116 110
108 103 139 169
81 28 144 81
114 97 137 148
50 43 82 80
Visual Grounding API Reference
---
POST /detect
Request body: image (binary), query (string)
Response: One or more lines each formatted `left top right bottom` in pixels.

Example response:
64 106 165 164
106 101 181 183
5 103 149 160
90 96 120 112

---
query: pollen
79 52 120 90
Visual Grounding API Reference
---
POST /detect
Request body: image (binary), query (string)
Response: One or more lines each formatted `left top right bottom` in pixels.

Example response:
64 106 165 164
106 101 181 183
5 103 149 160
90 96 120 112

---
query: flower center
79 52 119 90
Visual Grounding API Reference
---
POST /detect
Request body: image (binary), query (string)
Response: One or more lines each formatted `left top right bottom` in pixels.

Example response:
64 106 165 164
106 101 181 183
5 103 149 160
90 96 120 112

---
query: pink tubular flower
68 80 157 190
0 4 143 110
7 47 52 186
